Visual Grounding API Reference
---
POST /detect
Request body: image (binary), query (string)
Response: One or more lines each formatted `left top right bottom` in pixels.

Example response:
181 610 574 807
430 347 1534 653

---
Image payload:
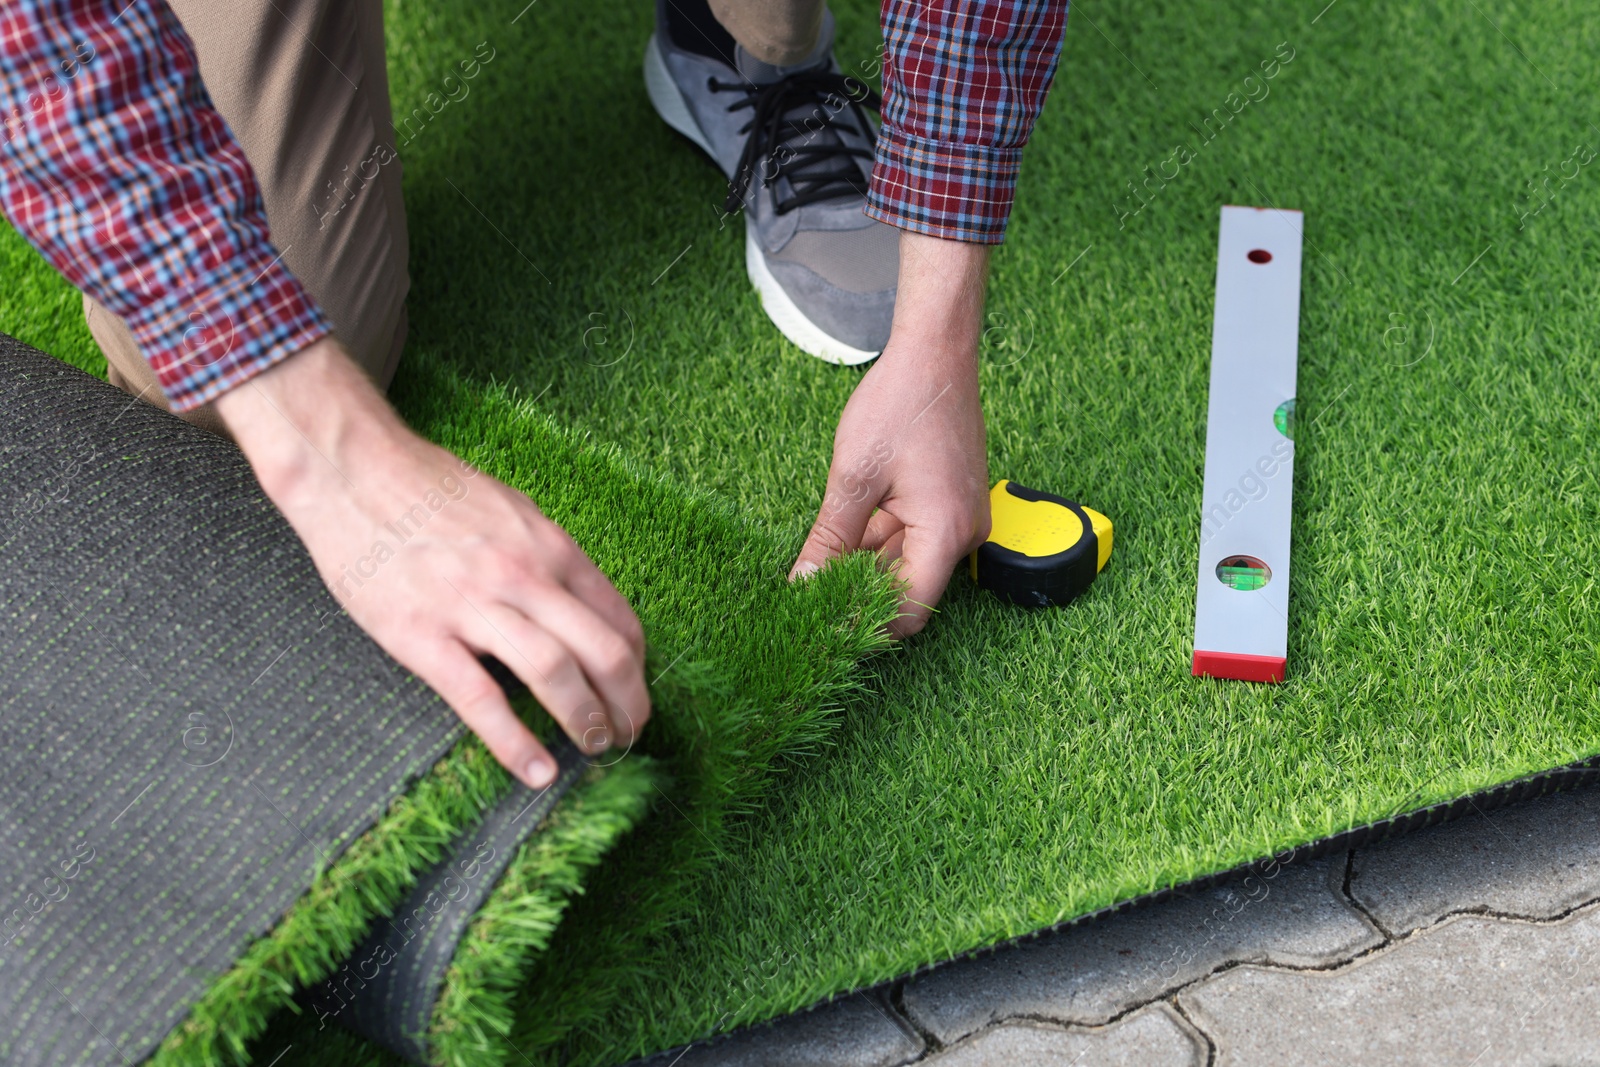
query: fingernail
527 759 556 789
584 727 611 753
791 561 819 581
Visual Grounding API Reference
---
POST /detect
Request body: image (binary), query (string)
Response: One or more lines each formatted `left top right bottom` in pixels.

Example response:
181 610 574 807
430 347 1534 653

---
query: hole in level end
1247 248 1273 264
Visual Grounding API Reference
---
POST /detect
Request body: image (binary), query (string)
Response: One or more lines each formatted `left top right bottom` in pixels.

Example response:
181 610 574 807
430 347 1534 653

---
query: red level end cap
1192 650 1286 684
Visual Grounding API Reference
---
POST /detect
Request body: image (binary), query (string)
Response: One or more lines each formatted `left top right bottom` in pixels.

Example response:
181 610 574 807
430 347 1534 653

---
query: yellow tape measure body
969 480 1113 607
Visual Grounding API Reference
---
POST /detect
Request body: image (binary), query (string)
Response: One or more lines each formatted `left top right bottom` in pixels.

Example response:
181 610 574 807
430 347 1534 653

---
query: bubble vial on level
1216 555 1271 591
1274 399 1295 440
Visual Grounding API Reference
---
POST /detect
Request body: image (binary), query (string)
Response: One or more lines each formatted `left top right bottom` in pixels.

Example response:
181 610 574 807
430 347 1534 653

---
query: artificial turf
4 0 1600 1062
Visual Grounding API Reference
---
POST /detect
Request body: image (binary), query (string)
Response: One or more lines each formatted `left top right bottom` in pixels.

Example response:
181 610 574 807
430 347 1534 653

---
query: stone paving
642 781 1600 1066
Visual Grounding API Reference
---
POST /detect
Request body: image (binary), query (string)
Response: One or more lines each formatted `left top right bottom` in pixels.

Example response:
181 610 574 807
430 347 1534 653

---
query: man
0 0 1067 789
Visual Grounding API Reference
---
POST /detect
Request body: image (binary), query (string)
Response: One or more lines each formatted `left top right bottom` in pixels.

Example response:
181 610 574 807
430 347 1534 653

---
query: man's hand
215 338 650 789
790 231 993 637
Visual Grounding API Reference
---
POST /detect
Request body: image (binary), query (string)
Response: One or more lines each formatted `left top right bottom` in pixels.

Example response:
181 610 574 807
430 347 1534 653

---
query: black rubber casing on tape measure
973 482 1103 608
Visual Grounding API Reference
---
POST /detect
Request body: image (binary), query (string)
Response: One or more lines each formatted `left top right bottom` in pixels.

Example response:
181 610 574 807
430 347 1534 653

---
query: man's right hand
214 338 649 789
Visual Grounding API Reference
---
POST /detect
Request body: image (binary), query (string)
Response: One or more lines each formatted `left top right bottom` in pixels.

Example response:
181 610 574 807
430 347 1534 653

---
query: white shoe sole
744 228 880 365
644 33 882 367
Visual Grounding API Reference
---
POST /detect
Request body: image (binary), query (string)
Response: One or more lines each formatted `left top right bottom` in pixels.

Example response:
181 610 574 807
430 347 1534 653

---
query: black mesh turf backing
334 740 589 1059
0 335 550 1065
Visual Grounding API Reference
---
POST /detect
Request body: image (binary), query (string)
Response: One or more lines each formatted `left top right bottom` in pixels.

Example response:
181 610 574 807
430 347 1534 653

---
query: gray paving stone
921 1005 1205 1067
1350 785 1600 934
901 855 1379 1043
637 991 923 1067
1180 905 1600 1065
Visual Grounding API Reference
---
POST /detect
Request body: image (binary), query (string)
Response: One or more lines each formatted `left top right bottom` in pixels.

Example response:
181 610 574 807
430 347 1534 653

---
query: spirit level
1192 206 1303 683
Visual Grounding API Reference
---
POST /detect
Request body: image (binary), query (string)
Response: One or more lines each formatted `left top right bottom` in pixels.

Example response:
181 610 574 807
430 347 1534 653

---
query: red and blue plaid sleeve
866 0 1070 244
0 0 331 411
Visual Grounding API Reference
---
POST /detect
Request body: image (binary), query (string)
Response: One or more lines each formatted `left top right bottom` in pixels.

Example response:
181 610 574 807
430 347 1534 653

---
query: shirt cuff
122 242 334 412
865 126 1023 245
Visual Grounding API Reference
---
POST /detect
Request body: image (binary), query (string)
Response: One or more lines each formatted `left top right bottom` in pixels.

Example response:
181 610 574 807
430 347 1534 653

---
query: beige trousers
86 0 824 434
708 0 827 66
86 0 409 435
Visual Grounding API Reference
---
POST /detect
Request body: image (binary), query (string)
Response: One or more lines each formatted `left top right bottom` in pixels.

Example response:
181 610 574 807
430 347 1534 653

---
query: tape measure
969 480 1113 608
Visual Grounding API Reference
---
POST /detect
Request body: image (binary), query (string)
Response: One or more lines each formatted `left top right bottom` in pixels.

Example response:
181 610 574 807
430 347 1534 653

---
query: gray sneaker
644 3 898 364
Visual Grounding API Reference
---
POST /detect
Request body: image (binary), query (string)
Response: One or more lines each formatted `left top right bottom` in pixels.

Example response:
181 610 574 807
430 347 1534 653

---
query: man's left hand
790 230 994 638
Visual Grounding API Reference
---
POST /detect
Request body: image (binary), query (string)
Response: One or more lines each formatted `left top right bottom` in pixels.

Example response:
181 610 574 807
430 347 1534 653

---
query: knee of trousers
172 0 412 386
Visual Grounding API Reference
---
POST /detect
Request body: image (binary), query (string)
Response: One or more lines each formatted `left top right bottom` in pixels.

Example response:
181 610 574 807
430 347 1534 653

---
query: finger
860 509 904 553
557 536 647 661
513 587 651 748
409 637 559 789
790 462 883 580
466 606 617 756
885 523 972 639
877 527 907 563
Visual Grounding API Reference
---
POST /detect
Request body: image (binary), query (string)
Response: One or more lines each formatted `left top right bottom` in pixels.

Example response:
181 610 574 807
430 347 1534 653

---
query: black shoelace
712 69 882 216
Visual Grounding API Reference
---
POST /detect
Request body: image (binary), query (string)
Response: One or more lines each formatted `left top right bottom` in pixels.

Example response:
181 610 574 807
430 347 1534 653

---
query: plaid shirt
869 0 1070 243
0 0 331 411
0 1 1066 410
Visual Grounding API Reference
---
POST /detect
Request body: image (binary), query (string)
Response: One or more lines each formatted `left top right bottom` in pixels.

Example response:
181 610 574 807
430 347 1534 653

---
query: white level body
1192 205 1303 683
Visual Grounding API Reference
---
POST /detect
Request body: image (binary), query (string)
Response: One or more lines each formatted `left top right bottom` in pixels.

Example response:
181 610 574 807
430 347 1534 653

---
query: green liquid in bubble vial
1216 555 1271 591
